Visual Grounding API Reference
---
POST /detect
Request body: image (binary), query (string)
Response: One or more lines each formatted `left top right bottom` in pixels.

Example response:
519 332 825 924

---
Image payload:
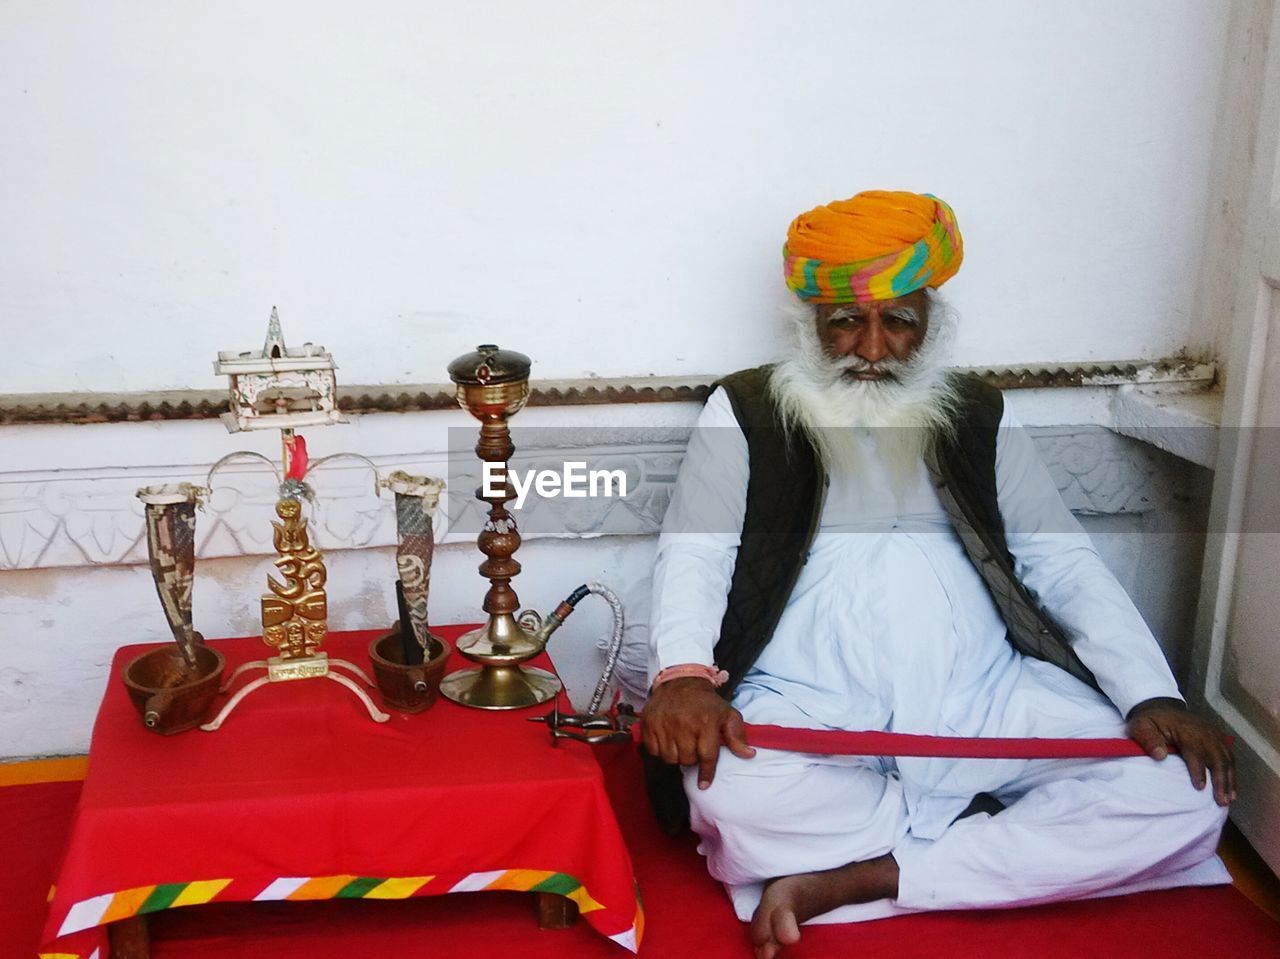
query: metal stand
201 653 389 730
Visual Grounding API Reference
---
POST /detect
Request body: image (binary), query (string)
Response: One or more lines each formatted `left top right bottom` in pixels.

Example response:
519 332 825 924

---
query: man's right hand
641 677 756 789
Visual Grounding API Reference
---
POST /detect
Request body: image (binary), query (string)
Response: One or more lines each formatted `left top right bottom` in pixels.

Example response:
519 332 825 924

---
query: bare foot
749 854 899 959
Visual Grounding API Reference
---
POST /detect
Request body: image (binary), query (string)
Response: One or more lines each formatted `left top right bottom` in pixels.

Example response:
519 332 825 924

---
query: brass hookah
439 345 568 710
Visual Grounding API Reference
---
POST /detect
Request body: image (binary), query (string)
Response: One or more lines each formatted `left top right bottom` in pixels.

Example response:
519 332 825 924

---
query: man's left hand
1126 697 1235 806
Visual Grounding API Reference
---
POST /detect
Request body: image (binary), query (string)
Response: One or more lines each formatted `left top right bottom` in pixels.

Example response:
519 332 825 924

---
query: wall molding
0 426 1202 572
0 359 1216 426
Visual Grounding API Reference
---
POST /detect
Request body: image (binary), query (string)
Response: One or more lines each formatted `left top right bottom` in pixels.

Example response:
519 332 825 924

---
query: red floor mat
7 746 1280 958
1 779 84 959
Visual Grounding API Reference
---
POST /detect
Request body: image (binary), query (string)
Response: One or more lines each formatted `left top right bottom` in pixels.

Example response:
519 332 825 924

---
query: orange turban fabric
782 191 963 303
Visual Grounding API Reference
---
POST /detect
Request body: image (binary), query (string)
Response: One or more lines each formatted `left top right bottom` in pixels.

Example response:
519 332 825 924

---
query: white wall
0 0 1230 395
0 2 1236 761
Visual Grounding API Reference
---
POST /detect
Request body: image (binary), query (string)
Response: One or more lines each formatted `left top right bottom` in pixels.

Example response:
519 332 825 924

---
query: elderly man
641 191 1233 959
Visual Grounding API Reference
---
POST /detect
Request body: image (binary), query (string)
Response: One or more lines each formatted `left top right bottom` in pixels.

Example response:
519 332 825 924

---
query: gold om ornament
261 497 328 660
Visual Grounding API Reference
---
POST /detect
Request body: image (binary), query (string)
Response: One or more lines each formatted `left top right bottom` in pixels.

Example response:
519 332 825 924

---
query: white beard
767 291 961 487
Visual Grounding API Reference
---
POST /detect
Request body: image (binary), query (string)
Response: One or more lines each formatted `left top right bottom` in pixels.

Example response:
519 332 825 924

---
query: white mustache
835 355 906 380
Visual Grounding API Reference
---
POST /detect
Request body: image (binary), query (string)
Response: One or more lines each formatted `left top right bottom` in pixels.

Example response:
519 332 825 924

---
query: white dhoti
687 662 1230 922
651 388 1231 923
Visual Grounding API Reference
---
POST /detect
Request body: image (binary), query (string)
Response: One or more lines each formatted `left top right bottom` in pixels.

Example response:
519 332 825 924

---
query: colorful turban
783 190 963 303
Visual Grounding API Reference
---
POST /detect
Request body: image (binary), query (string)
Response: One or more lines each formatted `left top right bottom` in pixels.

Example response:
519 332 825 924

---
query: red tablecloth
40 628 643 958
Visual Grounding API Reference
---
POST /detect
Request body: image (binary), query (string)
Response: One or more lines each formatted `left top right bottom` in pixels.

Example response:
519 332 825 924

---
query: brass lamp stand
439 345 563 710
199 311 389 730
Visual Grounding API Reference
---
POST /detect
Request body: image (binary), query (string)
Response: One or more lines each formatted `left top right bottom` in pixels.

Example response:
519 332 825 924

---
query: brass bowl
121 642 225 734
369 629 452 713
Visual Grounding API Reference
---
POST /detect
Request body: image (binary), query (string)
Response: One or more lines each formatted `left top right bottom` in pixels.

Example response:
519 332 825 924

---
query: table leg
535 892 580 930
108 915 150 959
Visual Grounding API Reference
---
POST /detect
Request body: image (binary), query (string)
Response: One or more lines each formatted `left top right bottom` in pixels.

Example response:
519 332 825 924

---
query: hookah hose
532 583 625 715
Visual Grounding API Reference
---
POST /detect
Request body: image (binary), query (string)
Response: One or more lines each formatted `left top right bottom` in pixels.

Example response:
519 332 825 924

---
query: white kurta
649 387 1228 922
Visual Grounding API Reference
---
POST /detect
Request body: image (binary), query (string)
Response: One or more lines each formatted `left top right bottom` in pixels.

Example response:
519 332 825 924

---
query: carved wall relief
0 426 1204 572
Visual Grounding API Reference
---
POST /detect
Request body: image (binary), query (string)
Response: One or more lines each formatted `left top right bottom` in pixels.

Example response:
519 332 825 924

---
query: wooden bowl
121 642 225 734
369 628 452 713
